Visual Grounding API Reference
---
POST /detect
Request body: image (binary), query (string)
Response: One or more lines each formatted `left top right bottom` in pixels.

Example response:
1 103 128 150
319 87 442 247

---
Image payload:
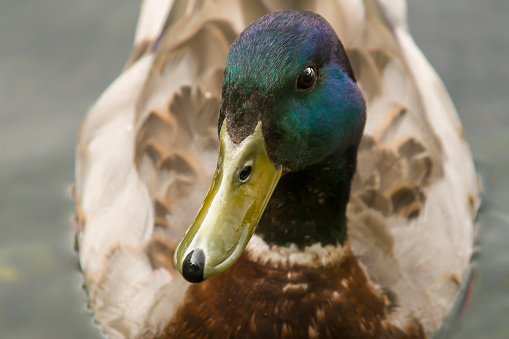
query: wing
344 0 480 334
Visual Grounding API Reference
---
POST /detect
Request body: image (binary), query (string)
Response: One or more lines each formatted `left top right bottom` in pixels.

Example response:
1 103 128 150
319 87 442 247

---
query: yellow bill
173 121 282 282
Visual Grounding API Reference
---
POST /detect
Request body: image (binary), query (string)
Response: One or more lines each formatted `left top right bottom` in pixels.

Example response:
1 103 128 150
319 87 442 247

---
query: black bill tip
182 249 206 283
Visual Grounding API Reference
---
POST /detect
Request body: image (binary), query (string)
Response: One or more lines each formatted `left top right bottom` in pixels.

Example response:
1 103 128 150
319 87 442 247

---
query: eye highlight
296 66 317 91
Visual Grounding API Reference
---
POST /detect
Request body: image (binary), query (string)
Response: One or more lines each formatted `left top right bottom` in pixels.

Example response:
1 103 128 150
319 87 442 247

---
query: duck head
174 10 366 283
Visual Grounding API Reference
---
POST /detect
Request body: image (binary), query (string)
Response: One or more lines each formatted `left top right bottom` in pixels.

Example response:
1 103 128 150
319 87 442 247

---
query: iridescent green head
220 10 366 170
174 10 366 283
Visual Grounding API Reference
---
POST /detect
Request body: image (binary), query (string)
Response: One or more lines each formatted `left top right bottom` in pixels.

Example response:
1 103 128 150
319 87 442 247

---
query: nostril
238 165 252 182
182 249 206 283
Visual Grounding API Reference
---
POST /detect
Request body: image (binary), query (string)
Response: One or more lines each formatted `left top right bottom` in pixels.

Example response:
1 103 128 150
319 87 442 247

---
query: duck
73 0 480 338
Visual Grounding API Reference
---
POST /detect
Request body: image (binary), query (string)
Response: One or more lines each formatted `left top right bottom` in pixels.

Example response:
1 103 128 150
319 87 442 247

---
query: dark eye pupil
297 67 316 90
238 166 252 181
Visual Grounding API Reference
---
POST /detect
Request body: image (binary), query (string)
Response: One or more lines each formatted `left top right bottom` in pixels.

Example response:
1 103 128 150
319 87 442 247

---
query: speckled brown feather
160 250 424 339
74 0 480 337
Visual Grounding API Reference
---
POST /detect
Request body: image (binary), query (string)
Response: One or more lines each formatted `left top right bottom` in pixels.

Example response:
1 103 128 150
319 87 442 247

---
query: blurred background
0 1 507 338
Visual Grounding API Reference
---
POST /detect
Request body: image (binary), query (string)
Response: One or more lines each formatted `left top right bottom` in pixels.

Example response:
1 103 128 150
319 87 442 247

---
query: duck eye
296 66 317 91
238 165 252 182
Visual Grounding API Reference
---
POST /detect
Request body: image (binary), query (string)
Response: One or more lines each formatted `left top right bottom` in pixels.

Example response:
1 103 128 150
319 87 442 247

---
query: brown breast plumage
160 248 424 339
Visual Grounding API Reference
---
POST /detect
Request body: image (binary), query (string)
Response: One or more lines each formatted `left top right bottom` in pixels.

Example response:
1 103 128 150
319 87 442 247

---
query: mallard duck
73 0 480 338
